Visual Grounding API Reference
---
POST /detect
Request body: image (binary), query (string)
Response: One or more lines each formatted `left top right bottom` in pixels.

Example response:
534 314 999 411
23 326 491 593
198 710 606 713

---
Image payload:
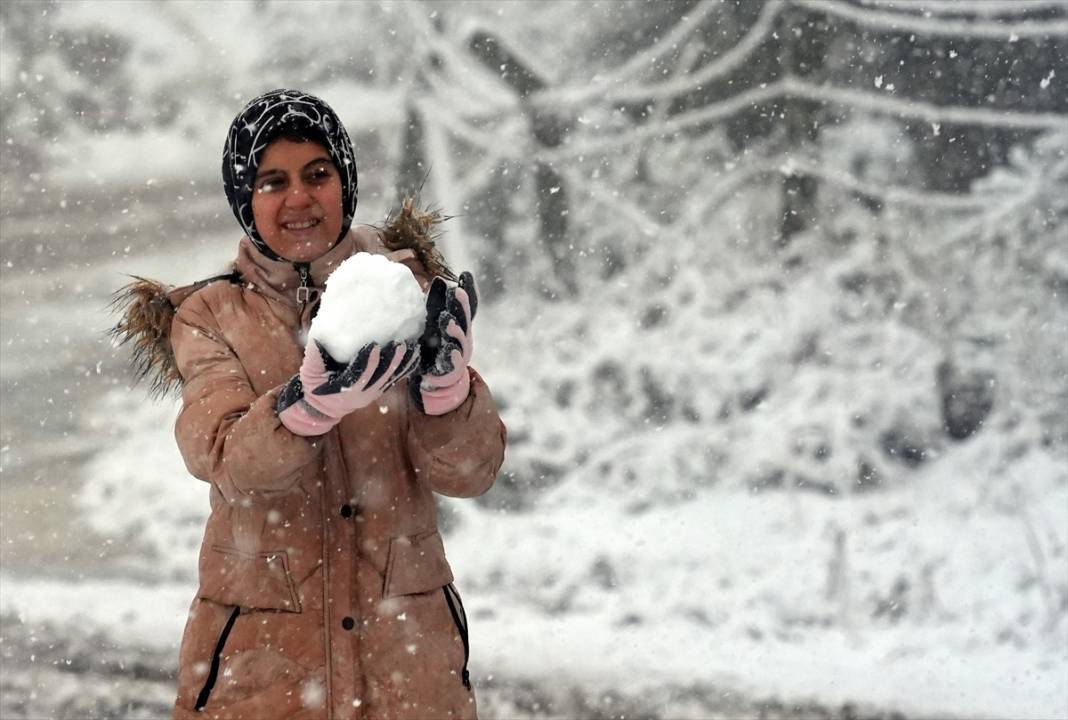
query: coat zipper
442 583 471 690
194 606 240 711
295 262 312 307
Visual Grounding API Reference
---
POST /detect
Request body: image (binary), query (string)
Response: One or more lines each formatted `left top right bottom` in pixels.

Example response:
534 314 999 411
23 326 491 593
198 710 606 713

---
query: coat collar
234 231 361 308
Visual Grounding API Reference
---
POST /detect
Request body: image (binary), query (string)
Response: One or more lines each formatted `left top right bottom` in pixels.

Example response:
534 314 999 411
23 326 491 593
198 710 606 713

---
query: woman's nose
284 182 314 208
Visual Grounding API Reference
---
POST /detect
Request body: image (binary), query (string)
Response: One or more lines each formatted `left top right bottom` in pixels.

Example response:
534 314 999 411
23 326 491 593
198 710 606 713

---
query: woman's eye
308 166 332 183
257 178 284 193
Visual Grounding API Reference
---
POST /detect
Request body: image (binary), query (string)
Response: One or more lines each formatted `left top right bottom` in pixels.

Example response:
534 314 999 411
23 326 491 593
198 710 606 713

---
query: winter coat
133 225 506 720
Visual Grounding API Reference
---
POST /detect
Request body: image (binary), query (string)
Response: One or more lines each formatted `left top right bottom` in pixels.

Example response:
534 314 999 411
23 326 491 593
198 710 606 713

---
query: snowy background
1 1 1067 718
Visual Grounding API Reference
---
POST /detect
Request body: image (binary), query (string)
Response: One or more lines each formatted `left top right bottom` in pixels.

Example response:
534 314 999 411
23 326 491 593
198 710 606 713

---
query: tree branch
399 3 520 114
535 78 1065 163
784 77 1067 129
535 0 720 108
855 0 1067 18
797 0 1068 39
776 157 1013 209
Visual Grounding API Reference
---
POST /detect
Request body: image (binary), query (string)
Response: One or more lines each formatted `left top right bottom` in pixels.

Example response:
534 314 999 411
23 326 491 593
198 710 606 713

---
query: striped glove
410 271 477 416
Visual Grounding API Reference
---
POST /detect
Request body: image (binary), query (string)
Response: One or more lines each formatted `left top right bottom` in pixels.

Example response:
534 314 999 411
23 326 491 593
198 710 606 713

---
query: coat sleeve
171 292 322 502
405 368 507 498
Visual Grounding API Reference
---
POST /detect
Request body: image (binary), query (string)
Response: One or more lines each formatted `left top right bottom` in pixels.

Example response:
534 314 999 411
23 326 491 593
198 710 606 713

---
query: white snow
0 575 189 652
78 392 206 580
3 2 1067 718
445 464 1068 719
308 252 425 362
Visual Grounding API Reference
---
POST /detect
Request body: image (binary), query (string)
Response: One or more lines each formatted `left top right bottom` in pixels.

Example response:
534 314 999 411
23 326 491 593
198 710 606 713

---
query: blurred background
1 1 1066 718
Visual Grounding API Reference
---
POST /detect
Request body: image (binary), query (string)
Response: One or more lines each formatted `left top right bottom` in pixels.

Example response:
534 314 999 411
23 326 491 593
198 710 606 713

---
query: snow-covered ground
2 410 1066 718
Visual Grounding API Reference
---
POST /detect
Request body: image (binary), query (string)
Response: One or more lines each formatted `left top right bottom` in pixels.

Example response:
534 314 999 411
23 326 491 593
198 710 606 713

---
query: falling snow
1 1 1066 719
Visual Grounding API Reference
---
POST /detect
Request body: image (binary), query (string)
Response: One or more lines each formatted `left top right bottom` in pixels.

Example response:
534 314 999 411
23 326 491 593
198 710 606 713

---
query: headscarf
221 89 358 261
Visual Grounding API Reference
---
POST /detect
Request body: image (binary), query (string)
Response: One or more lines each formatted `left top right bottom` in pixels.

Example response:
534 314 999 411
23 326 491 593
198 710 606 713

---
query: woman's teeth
283 219 319 230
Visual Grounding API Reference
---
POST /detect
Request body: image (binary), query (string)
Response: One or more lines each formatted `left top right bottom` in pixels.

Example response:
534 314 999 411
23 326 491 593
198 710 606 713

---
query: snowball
309 252 425 362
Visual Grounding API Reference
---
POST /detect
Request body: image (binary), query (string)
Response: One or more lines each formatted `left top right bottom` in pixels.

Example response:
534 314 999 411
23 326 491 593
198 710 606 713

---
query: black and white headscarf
222 89 358 261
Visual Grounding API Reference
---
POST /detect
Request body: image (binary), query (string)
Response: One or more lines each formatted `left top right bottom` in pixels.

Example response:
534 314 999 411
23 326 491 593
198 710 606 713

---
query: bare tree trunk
469 31 576 297
421 102 475 275
778 6 828 247
395 103 427 202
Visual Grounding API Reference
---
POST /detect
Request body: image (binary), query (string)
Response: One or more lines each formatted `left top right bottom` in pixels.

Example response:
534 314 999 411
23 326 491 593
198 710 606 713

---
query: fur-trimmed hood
110 198 451 397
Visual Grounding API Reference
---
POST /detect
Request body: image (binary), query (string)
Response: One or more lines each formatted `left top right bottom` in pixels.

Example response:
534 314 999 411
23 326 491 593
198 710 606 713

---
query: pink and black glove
278 337 420 436
410 271 478 416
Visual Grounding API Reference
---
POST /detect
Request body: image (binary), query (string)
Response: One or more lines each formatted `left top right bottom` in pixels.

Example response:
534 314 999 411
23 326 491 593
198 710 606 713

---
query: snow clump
309 252 425 362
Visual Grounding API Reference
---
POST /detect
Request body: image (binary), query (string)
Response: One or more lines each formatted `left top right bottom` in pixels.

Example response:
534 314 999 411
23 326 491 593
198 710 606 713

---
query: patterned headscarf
222 89 358 261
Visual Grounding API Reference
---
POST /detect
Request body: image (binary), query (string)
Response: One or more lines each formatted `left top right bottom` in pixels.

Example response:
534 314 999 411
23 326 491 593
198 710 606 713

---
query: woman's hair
221 89 359 261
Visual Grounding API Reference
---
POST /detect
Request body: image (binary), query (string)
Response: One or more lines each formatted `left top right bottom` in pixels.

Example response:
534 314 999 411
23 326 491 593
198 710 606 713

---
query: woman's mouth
282 218 321 232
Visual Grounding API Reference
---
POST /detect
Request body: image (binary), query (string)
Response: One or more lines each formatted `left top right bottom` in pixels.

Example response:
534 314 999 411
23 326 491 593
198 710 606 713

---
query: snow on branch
537 0 782 109
452 149 515 205
536 83 784 162
415 89 521 157
855 0 1068 18
700 155 1011 213
536 78 1064 163
796 0 1068 39
539 0 719 108
560 167 670 239
399 3 520 114
936 178 1041 250
777 158 1008 210
457 17 561 87
784 77 1068 130
561 152 1005 261
945 155 1065 249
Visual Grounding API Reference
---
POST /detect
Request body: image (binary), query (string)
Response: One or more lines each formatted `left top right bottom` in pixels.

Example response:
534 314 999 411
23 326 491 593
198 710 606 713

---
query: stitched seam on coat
407 385 484 471
430 454 496 496
173 300 240 362
331 432 365 716
224 390 315 499
207 545 302 612
382 538 395 597
382 530 442 598
175 298 261 501
317 445 333 720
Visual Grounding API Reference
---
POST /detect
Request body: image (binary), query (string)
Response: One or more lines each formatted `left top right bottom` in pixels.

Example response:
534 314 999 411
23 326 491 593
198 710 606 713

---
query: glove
278 337 420 436
410 271 478 416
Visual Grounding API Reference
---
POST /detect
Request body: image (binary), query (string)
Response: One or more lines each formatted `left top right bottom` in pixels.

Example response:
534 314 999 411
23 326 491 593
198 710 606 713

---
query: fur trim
108 276 181 398
376 195 457 282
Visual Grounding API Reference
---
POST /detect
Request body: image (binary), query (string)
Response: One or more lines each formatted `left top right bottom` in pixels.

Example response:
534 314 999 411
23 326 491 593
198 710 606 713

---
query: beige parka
153 226 506 720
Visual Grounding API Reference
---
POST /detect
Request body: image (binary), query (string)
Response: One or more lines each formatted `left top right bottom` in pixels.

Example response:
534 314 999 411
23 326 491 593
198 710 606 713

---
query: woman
114 89 506 720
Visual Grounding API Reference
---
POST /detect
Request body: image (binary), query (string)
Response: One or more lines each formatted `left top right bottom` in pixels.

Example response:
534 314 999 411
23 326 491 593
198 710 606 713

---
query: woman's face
251 138 344 263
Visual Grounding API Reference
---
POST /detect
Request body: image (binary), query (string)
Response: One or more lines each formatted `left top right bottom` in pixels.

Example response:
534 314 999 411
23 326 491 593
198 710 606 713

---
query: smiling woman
111 88 506 720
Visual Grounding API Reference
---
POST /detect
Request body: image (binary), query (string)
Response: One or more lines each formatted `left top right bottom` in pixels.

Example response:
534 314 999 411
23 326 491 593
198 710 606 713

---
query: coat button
342 616 355 630
340 504 353 518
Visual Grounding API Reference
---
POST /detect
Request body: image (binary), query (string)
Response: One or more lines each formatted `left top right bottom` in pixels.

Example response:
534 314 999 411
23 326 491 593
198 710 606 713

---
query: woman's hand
410 271 478 415
278 338 419 436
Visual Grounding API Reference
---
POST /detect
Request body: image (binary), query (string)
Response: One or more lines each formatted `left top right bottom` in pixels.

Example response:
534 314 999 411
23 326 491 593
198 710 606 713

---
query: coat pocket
443 582 472 690
194 606 240 711
199 545 302 612
382 530 455 598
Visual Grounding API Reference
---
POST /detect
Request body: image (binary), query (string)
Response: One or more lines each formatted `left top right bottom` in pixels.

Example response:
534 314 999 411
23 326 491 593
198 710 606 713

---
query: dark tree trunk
395 104 427 202
469 30 575 297
777 6 830 247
